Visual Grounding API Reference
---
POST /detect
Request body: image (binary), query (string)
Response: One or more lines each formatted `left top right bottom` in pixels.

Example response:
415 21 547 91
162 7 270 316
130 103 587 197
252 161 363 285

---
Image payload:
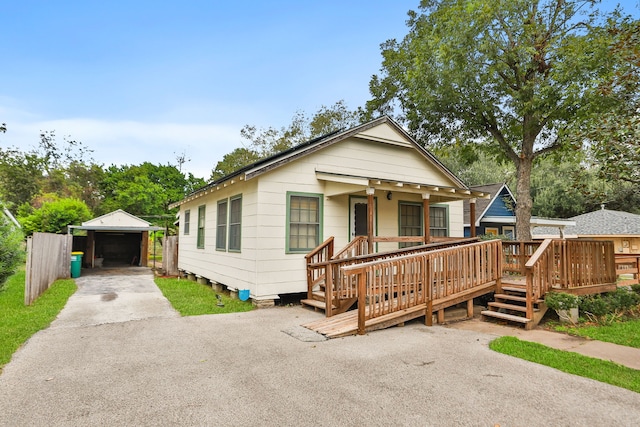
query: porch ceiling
316 170 488 201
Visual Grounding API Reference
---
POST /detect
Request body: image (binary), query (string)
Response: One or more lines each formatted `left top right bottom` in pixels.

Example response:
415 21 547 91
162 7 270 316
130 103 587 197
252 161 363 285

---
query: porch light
386 191 392 200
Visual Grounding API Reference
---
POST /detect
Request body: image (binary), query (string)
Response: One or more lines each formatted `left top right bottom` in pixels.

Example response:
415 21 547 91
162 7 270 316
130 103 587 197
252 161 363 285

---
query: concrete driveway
1 269 639 426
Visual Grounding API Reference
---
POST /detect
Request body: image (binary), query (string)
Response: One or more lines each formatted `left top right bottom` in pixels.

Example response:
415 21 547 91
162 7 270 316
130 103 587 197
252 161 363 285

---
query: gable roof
463 183 514 226
534 208 640 237
70 209 162 232
171 116 487 208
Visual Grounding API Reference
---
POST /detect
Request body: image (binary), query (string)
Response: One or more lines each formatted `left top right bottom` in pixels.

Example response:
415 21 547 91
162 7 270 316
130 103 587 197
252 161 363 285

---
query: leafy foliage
19 196 92 236
211 100 360 181
0 213 23 290
366 0 633 239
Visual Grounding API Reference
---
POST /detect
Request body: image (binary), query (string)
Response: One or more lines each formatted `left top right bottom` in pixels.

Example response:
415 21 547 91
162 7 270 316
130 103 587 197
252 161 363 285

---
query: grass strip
154 277 254 316
490 336 640 393
0 271 76 370
556 319 640 348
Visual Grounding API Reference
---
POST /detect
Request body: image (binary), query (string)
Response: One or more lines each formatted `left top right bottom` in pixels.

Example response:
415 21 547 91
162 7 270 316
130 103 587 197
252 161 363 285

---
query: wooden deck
303 237 620 337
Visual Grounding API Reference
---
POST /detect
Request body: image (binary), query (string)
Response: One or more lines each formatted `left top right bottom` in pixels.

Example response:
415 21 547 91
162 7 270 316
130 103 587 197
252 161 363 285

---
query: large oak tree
366 0 633 239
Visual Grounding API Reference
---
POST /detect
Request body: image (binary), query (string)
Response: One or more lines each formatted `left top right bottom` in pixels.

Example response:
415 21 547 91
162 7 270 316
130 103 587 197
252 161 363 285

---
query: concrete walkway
51 267 179 328
447 316 640 370
1 273 639 426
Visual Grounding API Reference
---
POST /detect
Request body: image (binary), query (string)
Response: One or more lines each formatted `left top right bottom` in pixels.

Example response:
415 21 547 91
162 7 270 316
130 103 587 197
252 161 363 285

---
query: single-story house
169 116 488 305
69 209 162 268
533 206 640 254
464 183 575 239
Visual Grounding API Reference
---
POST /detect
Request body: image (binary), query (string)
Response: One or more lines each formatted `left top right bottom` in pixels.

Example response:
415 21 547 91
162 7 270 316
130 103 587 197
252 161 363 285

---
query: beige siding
176 121 468 299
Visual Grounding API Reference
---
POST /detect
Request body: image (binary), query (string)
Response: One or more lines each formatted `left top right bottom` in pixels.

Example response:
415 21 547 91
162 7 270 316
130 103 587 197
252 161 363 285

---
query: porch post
422 193 430 244
470 198 477 238
366 187 375 254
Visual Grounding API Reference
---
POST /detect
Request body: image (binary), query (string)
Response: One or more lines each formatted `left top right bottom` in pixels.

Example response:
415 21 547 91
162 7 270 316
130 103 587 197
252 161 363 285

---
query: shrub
0 214 24 291
545 292 579 311
579 294 611 317
609 288 640 311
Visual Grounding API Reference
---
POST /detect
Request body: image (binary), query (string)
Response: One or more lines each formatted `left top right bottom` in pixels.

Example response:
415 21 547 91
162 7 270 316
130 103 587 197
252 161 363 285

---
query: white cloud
0 116 243 179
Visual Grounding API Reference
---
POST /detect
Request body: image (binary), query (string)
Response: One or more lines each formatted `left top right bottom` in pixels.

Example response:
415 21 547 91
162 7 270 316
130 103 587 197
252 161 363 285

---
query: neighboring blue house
464 183 516 238
464 183 574 239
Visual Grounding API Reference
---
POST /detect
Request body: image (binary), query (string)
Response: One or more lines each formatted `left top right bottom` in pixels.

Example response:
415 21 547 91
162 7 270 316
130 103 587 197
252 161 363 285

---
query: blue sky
1 1 638 179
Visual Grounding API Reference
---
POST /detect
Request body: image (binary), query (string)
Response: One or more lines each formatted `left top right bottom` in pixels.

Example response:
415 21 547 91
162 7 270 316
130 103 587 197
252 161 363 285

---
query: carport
69 209 162 268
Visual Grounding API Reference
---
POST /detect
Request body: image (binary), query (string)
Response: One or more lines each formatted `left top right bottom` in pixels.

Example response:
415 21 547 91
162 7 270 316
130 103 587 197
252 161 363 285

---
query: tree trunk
515 156 533 241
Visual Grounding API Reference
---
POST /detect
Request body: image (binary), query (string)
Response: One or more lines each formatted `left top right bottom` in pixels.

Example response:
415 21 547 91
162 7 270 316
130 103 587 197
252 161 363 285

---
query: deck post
422 193 430 244
366 187 375 255
325 263 333 318
469 198 476 238
356 269 366 335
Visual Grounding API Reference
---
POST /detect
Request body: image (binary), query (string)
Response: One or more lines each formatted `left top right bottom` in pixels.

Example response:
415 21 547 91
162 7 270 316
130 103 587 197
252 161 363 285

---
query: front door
350 197 377 240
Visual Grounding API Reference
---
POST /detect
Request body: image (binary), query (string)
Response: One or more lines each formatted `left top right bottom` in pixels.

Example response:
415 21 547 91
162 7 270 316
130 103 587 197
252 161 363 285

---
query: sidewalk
446 310 640 370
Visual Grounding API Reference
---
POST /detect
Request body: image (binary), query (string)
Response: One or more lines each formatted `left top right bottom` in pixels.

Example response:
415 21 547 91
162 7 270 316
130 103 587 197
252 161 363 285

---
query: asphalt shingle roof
534 208 640 237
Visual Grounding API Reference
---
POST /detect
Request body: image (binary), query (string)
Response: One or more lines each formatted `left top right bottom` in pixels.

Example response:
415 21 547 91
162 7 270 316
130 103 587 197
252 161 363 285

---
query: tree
212 100 360 181
366 0 632 240
577 18 640 184
19 196 92 236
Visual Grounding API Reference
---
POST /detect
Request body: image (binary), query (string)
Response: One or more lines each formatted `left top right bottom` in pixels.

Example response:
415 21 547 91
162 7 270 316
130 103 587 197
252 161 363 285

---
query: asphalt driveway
1 269 639 426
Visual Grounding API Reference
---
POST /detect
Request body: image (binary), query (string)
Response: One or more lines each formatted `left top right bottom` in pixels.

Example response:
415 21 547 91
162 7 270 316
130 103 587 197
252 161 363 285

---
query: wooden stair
481 278 547 330
301 283 357 316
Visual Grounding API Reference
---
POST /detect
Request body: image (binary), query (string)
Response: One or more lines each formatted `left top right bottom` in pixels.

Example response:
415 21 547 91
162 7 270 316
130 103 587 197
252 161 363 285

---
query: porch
302 237 620 337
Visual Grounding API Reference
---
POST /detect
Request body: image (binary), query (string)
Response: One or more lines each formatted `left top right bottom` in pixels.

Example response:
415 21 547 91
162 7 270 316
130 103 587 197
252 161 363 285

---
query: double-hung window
287 192 322 253
197 205 206 249
216 199 228 251
228 195 242 252
399 202 422 248
183 210 190 235
430 206 448 237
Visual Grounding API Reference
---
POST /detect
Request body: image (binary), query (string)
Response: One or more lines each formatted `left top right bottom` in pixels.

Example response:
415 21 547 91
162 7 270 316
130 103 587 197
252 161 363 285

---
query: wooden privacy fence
25 232 72 305
341 239 502 334
162 236 179 276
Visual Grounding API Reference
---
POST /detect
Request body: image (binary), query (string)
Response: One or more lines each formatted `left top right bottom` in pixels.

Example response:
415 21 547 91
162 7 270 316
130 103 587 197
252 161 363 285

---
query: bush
609 288 640 311
0 214 24 291
545 292 579 311
579 294 610 317
19 196 91 236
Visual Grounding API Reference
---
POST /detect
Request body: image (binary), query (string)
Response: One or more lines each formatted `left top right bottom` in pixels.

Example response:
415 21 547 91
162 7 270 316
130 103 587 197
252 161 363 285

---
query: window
287 192 323 252
216 199 227 251
399 202 422 248
485 227 499 237
430 206 448 237
228 195 242 252
197 205 206 249
502 226 515 240
183 210 190 235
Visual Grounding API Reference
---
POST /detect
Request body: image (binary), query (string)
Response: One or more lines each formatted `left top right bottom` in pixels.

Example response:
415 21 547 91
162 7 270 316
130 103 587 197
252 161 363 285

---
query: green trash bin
70 251 84 278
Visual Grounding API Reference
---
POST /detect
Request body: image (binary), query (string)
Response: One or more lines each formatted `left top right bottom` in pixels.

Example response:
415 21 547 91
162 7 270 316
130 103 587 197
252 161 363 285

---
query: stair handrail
305 237 334 303
332 236 368 260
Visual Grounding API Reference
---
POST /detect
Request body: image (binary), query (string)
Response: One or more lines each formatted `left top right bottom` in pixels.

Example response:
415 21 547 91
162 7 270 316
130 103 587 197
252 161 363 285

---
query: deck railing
306 237 480 317
525 239 617 318
615 254 640 286
341 240 502 334
502 241 541 276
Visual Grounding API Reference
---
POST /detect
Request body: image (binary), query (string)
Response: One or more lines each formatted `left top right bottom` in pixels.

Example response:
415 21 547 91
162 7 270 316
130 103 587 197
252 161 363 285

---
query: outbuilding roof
534 208 640 238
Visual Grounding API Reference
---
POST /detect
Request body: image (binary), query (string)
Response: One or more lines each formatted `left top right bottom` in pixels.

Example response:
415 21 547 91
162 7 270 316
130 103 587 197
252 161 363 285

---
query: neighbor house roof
170 116 488 208
69 209 163 232
533 208 640 238
463 183 512 226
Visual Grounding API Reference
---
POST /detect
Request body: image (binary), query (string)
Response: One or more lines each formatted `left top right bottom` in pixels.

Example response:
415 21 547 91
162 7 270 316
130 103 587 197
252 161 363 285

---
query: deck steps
481 277 548 330
480 310 531 324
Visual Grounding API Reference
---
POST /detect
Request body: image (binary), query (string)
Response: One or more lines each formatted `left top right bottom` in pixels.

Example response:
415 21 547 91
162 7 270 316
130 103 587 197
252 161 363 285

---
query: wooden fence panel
162 236 179 276
25 233 72 305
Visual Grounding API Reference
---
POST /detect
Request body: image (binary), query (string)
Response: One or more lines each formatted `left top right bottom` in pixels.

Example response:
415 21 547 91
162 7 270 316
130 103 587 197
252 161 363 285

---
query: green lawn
154 277 254 316
555 319 640 348
490 336 640 393
0 271 76 371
